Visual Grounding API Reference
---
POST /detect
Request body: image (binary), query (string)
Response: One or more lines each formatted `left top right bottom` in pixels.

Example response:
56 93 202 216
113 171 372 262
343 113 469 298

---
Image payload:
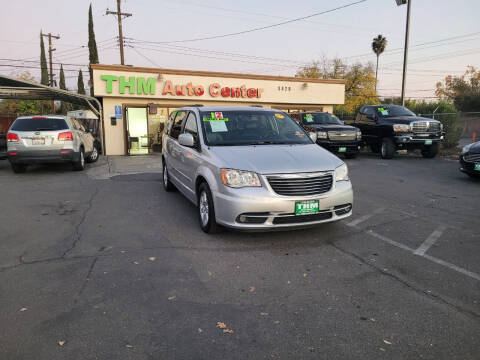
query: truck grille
411 121 441 133
327 131 356 141
464 153 480 162
267 173 333 196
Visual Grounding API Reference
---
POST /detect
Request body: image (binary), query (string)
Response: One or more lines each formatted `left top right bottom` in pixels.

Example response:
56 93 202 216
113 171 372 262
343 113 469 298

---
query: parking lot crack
75 257 98 303
62 187 99 258
328 241 480 321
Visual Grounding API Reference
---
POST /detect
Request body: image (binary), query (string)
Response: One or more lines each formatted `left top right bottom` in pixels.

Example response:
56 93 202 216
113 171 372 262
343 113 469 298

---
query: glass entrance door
126 107 148 155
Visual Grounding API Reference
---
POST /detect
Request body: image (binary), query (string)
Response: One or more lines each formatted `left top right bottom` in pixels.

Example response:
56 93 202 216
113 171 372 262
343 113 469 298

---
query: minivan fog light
221 169 261 188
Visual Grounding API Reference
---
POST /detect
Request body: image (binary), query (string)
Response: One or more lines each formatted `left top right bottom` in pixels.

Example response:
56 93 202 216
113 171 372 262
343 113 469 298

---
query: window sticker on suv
304 114 314 123
377 107 389 116
274 113 285 119
203 112 229 121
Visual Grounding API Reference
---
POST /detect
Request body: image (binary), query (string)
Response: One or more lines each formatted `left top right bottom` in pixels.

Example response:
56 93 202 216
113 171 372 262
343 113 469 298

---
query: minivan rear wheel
11 163 27 173
198 183 219 234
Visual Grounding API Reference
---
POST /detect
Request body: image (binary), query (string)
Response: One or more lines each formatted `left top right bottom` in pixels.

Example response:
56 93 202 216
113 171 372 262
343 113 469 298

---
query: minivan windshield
376 106 415 118
11 117 68 131
302 113 342 125
199 110 312 146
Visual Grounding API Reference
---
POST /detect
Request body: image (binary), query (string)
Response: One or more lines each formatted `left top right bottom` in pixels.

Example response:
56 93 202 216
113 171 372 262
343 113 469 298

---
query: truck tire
11 163 27 173
380 138 396 159
421 143 439 158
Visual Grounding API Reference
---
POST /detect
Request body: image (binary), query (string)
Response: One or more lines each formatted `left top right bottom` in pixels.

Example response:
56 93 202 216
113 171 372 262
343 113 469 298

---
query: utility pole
42 32 60 111
106 0 132 65
397 0 412 106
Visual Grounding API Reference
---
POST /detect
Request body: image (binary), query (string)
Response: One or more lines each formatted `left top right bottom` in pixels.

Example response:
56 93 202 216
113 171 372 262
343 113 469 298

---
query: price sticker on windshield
377 107 389 116
203 112 228 121
274 113 285 119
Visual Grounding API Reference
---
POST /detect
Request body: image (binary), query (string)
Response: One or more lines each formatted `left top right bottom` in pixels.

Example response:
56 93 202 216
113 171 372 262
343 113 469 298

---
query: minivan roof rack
186 104 204 107
250 105 262 107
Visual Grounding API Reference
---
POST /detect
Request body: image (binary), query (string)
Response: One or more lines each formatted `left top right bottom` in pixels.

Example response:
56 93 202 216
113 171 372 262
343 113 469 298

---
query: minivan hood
210 144 343 174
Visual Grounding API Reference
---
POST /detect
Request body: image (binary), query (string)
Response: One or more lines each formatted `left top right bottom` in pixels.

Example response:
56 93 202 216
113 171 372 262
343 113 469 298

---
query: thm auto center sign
100 75 264 99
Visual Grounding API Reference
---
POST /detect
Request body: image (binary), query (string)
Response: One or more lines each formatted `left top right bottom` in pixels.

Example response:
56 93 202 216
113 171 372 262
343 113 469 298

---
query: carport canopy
0 73 103 149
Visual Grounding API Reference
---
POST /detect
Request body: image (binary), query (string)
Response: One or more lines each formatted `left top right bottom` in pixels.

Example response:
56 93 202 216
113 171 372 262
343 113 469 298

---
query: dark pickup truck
351 105 444 159
291 112 362 158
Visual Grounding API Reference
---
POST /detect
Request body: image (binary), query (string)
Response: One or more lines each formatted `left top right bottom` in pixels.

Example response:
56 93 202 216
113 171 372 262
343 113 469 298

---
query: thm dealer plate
338 147 347 153
424 140 433 145
474 163 480 171
295 200 319 215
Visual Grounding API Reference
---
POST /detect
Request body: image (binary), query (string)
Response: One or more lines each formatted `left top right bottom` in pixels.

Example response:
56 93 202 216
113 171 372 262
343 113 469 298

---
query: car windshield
199 110 312 146
301 113 342 125
376 106 415 117
11 117 68 131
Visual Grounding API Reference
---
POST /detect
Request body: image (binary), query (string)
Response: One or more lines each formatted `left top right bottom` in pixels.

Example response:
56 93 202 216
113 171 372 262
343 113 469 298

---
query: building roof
91 64 345 85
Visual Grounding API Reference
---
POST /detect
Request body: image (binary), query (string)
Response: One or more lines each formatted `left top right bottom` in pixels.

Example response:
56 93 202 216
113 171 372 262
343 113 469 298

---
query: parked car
460 141 480 178
6 115 99 173
351 105 444 159
162 106 353 233
291 112 362 158
0 131 6 160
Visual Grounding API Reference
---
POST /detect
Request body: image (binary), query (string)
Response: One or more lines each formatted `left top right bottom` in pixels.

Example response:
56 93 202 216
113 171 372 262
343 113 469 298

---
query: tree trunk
375 55 379 92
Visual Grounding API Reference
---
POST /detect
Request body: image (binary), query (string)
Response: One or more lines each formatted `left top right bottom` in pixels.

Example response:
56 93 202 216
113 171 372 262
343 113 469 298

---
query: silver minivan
7 115 99 173
162 106 353 233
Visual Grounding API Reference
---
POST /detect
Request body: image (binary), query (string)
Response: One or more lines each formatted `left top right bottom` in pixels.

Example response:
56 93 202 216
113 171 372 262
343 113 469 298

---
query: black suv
291 112 362 158
352 105 444 159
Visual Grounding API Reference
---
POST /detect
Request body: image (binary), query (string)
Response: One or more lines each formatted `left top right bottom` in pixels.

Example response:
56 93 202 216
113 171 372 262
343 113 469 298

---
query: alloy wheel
199 191 209 226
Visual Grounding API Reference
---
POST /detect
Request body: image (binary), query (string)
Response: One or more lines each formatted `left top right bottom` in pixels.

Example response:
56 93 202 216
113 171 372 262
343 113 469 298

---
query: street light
396 0 411 106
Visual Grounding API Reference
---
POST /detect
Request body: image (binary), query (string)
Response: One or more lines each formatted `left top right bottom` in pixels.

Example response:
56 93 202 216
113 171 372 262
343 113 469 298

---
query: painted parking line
346 207 387 227
345 224 480 282
414 225 447 256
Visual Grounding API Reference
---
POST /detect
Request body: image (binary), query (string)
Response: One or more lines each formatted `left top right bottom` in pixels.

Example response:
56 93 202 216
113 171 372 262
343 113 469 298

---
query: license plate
32 138 45 145
424 140 433 145
295 200 319 215
475 163 480 171
338 147 347 153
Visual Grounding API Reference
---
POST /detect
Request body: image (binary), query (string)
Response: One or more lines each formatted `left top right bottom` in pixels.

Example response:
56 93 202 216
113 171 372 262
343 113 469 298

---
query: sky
1 0 479 100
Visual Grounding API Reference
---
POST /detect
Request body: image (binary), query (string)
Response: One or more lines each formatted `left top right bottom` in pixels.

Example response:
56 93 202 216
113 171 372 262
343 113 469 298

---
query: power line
134 0 368 44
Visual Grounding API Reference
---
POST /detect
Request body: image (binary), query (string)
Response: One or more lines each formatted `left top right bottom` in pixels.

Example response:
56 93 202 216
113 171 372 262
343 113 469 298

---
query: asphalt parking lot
0 153 479 359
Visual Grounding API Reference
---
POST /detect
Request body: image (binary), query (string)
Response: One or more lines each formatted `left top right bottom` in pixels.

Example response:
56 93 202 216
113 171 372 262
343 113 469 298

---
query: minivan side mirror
178 133 195 147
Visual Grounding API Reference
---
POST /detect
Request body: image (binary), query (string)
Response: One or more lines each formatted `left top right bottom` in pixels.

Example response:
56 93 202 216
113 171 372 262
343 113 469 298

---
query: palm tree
372 34 387 92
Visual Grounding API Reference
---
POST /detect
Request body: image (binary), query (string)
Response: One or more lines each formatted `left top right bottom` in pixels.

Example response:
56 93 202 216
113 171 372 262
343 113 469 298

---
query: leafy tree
77 70 86 95
372 35 387 92
40 32 49 86
88 3 99 96
296 57 378 115
58 65 66 90
435 66 480 111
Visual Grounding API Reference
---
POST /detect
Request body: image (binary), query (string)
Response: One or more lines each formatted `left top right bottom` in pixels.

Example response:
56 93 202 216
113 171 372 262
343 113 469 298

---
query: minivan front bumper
213 180 353 230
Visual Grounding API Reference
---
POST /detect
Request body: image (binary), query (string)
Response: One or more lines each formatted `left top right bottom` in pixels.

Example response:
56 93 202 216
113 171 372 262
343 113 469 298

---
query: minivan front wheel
162 161 175 191
198 183 219 234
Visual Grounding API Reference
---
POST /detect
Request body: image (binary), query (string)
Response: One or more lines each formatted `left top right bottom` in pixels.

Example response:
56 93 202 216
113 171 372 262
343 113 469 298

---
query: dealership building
91 64 345 155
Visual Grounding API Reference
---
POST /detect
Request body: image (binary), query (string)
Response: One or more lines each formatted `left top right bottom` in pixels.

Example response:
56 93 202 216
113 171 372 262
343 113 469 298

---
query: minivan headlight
221 169 261 188
393 124 410 132
335 163 349 181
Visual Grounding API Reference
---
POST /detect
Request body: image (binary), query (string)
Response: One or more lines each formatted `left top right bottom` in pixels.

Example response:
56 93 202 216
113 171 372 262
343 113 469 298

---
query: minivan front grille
266 173 333 196
328 131 356 141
